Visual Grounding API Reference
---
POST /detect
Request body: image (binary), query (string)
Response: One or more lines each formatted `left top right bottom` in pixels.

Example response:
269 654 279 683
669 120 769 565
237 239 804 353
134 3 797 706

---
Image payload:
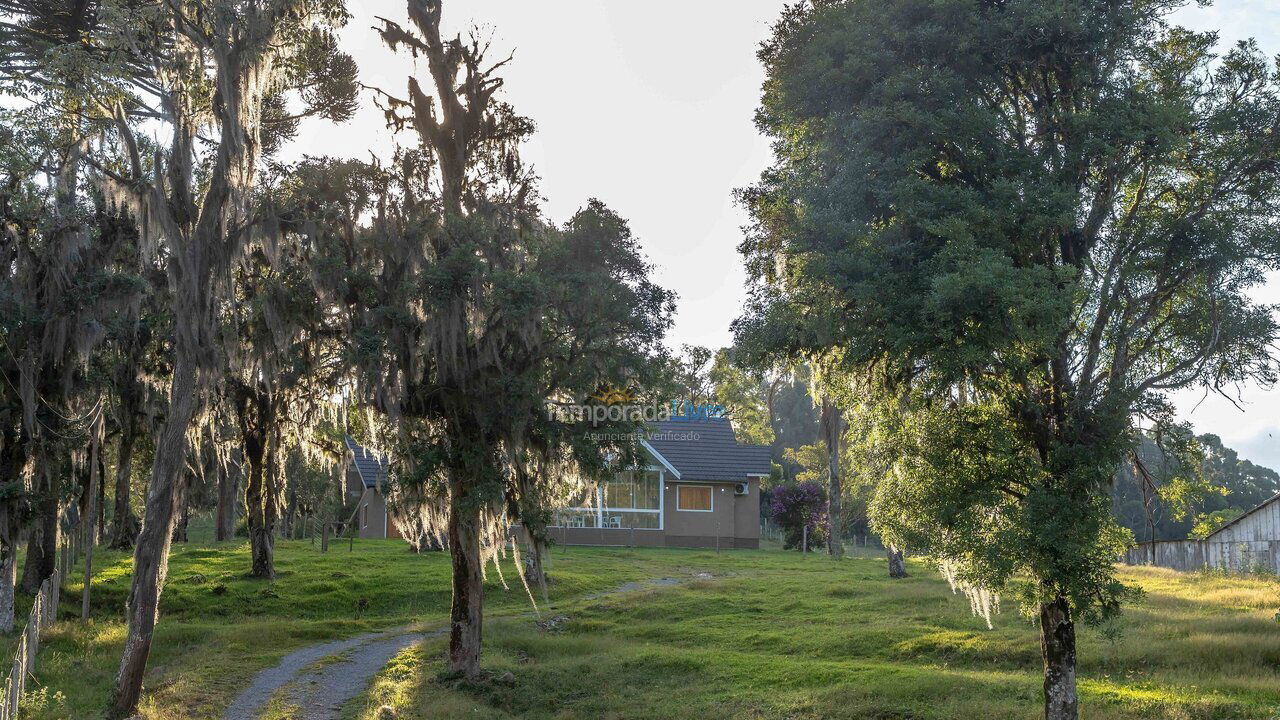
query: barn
1122 492 1280 573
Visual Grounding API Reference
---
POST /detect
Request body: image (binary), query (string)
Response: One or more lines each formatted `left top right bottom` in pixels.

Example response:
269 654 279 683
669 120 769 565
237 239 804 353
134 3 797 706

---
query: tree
816 394 844 557
223 197 348 578
0 106 143 626
103 239 169 551
738 2 1280 718
709 348 777 446
291 1 673 679
766 480 827 551
87 1 356 713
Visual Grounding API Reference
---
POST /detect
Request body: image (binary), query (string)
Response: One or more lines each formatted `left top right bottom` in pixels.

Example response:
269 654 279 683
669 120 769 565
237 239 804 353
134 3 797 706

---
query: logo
545 384 726 424
588 383 639 406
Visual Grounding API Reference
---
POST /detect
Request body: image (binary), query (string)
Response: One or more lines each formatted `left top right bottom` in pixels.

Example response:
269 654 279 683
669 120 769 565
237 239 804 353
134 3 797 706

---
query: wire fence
0 568 60 720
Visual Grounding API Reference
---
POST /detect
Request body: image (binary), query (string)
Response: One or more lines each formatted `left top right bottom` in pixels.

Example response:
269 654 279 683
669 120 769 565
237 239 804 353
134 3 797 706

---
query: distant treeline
1112 433 1278 542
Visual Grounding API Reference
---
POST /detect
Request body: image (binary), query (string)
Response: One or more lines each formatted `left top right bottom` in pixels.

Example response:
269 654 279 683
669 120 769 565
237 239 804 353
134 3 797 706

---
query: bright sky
287 0 1280 470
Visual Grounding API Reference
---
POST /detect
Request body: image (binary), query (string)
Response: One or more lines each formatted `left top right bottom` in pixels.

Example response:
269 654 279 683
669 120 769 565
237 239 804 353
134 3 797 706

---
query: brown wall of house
357 488 388 539
550 527 666 547
736 477 761 541
663 481 731 538
530 475 762 550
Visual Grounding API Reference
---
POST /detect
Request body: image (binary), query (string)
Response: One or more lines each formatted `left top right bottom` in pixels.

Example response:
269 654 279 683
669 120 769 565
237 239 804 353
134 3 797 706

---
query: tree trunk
110 429 138 549
244 440 276 579
215 454 239 541
21 489 58 594
0 503 18 634
1040 594 1079 720
447 489 484 679
108 348 197 718
887 545 907 578
0 544 14 635
523 535 550 604
83 442 99 621
171 474 190 543
249 523 274 578
523 536 548 586
237 383 278 578
0 436 25 633
821 397 843 558
281 486 297 540
97 451 108 542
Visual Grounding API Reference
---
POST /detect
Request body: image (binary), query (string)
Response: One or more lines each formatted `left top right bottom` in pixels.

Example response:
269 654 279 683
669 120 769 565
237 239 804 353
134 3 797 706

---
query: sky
288 0 1280 470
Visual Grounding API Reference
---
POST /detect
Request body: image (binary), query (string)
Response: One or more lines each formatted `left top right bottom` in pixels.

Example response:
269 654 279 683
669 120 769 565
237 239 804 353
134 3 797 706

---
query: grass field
5 524 1279 720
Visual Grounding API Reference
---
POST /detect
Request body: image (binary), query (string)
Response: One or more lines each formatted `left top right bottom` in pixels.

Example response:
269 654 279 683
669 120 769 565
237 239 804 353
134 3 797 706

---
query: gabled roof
643 417 772 482
345 436 387 490
1206 491 1280 539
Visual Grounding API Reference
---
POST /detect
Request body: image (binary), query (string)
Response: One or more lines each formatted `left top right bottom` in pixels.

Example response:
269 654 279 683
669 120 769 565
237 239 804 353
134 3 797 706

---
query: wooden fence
1121 540 1280 573
0 568 61 720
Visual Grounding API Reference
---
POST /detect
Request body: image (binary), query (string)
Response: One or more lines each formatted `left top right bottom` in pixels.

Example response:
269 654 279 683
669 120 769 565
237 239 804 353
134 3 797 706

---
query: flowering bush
767 481 828 551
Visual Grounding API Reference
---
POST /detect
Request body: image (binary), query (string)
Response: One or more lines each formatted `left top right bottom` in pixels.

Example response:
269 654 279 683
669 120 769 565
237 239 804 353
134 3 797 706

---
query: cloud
1228 427 1280 473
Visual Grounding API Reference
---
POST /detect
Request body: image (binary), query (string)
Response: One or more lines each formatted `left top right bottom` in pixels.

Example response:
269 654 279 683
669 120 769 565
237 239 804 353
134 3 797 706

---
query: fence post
802 526 808 555
24 602 37 676
82 533 93 622
321 523 329 553
50 569 60 624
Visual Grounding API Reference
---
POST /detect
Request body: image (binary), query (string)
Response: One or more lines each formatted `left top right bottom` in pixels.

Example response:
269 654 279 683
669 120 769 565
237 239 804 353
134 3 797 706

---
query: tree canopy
738 0 1280 717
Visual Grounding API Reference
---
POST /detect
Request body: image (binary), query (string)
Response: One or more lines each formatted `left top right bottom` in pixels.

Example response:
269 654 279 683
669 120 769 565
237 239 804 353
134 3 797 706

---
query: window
601 511 661 529
551 469 663 529
554 509 599 528
676 485 712 512
603 471 660 510
361 504 368 528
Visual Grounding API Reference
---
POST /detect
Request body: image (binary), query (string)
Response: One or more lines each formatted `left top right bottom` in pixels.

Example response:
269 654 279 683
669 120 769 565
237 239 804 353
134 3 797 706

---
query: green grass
7 529 1280 720
354 549 1280 720
9 523 725 720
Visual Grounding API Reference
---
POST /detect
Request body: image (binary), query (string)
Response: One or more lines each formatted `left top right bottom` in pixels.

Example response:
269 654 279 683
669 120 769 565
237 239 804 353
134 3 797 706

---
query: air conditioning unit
734 482 749 496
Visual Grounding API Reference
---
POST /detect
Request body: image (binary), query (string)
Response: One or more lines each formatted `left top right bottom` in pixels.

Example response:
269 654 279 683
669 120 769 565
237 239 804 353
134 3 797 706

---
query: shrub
767 481 828 551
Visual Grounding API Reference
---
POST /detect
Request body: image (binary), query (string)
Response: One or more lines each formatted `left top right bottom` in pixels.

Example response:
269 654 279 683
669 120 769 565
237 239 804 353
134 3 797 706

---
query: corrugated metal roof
644 417 772 481
345 436 387 489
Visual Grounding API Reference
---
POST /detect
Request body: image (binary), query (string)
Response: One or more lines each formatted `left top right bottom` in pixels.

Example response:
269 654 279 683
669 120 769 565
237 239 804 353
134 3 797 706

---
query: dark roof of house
643 417 772 482
345 436 387 489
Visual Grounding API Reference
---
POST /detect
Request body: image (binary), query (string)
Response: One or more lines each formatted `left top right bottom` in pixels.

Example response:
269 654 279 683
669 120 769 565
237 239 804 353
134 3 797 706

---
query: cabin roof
643 417 772 482
345 436 387 489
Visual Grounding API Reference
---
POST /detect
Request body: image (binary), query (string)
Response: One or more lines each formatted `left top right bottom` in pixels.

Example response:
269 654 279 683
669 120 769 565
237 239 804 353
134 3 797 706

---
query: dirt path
220 575 697 720
220 628 426 720
282 629 441 719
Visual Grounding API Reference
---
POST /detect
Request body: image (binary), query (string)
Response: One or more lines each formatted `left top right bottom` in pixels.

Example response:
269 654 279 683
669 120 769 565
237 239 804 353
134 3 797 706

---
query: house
344 436 404 539
1121 492 1280 572
548 417 772 549
345 417 772 548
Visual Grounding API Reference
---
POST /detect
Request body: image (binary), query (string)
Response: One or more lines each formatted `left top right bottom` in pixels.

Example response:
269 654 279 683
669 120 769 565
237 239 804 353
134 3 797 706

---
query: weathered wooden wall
1211 496 1280 545
1121 540 1280 573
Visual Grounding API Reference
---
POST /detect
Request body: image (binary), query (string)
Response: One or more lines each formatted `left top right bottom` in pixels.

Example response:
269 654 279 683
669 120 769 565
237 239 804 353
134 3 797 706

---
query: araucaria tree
738 2 1280 718
299 0 673 679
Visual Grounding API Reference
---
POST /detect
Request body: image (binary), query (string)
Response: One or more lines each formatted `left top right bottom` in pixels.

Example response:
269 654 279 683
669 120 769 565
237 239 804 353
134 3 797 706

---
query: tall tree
91 1 355 713
817 396 843 557
223 206 348 578
738 2 1280 718
0 107 139 622
709 348 779 447
293 0 673 679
